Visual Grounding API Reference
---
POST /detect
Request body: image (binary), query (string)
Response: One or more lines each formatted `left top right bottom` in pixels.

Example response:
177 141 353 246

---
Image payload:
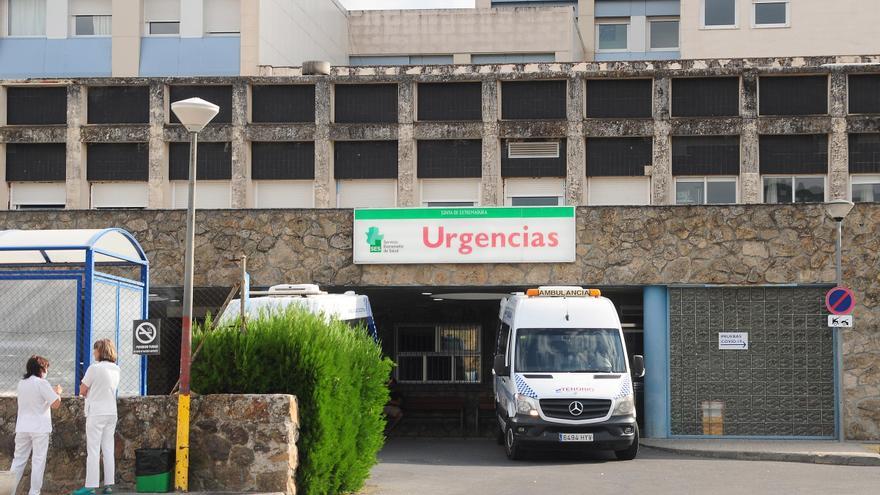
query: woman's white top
82 361 120 417
16 376 60 433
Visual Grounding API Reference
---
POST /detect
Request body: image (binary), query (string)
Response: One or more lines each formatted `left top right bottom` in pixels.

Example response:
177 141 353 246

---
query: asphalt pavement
363 438 880 495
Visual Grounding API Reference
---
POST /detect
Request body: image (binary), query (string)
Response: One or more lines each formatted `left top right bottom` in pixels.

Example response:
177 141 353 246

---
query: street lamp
824 199 854 443
170 97 219 491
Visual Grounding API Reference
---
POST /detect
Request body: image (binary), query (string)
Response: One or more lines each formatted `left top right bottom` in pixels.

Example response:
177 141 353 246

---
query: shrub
191 309 393 495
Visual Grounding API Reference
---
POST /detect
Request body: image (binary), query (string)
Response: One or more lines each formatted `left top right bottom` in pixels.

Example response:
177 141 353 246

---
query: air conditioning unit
508 141 560 159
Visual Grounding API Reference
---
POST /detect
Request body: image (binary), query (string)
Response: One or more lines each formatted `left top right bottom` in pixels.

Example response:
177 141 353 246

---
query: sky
339 0 475 9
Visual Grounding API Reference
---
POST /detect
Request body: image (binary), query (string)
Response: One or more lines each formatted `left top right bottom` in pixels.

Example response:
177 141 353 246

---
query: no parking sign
825 287 855 315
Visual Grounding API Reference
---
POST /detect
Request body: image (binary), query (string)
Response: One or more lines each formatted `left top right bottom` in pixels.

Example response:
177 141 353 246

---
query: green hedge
192 309 393 495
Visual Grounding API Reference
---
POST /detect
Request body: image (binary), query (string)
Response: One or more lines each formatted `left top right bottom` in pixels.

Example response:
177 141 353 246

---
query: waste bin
135 448 174 493
700 400 725 435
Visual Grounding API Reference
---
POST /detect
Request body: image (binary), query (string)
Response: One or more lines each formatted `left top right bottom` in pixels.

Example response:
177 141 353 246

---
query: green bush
191 309 393 495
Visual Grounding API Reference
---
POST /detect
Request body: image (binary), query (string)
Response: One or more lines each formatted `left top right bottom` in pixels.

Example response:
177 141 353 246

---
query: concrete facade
2 55 878 211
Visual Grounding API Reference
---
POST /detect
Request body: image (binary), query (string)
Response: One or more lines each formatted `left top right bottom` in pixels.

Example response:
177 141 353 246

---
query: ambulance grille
539 399 611 420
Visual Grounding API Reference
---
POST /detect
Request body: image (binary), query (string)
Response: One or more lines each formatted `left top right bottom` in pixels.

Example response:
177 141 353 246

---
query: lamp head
171 97 220 132
824 199 854 222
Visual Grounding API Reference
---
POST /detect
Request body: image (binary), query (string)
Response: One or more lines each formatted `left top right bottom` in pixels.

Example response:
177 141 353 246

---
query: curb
641 443 880 467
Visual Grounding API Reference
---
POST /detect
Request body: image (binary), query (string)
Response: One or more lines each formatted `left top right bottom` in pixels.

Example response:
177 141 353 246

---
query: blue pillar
643 285 669 438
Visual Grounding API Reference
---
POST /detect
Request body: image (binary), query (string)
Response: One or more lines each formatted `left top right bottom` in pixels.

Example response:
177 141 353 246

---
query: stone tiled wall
0 394 298 494
0 204 877 440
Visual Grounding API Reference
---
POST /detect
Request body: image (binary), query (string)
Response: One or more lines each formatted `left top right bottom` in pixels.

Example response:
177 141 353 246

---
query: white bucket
0 470 17 494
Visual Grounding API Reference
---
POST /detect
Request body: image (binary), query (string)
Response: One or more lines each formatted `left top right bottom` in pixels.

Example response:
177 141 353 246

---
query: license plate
559 433 593 442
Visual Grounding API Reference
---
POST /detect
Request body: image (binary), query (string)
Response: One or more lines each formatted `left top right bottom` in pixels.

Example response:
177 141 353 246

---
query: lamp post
824 199 854 443
170 97 219 491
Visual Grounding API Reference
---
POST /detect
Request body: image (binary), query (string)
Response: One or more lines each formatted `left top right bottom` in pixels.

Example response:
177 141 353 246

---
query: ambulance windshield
514 328 627 373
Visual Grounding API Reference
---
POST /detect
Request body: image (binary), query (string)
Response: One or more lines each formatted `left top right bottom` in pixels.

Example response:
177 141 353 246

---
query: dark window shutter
759 76 828 116
848 133 880 173
169 86 233 123
87 86 150 124
759 135 828 174
5 143 66 181
334 84 398 123
501 139 566 177
168 142 232 180
334 141 398 179
671 78 739 117
251 85 316 123
87 143 149 181
251 142 315 180
586 137 653 177
848 75 880 114
417 83 482 121
672 136 740 175
586 79 652 118
417 140 482 178
6 87 68 125
501 80 567 120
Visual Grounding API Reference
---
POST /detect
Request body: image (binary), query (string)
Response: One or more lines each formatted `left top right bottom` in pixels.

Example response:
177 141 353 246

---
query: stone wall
0 395 298 494
0 204 878 441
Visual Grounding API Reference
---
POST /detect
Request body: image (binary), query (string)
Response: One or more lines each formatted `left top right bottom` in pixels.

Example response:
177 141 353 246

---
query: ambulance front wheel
614 424 639 461
504 425 525 460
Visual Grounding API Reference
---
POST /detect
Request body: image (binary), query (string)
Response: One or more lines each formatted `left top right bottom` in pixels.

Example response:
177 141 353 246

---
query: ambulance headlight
515 394 540 417
612 395 635 416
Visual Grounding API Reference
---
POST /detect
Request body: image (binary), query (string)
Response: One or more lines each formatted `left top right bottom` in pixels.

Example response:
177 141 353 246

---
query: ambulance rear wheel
504 425 524 460
614 424 639 461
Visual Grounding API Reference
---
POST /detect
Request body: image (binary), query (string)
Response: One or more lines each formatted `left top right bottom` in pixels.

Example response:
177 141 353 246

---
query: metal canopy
0 228 148 265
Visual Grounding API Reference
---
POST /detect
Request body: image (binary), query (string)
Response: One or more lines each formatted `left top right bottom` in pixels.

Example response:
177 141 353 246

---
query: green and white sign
353 207 576 264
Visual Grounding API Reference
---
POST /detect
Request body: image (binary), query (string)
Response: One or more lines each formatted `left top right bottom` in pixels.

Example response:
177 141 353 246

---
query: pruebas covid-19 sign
353 206 576 264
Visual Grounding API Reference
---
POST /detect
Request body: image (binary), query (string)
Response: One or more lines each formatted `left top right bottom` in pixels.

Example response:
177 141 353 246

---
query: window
504 177 564 206
169 142 231 180
763 176 825 203
672 136 740 176
9 182 65 209
144 0 180 35
586 79 653 119
349 55 454 65
587 177 651 206
5 143 66 181
91 183 148 209
649 19 679 50
417 83 482 121
251 142 315 180
6 86 67 125
73 15 111 36
204 0 240 34
675 177 737 205
420 179 480 207
253 181 314 208
759 135 828 175
753 0 788 27
171 181 231 209
703 0 736 27
7 0 46 36
849 133 880 174
334 84 398 124
596 21 628 51
87 143 149 181
336 180 397 208
502 140 566 177
470 53 554 64
852 176 880 203
417 140 482 178
586 137 653 177
848 75 880 114
396 324 481 384
334 141 398 179
87 86 150 124
759 76 828 116
672 78 739 117
500 80 567 120
251 85 315 123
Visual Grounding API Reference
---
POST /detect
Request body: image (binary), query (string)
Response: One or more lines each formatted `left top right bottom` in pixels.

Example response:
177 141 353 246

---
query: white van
493 286 644 460
217 284 378 340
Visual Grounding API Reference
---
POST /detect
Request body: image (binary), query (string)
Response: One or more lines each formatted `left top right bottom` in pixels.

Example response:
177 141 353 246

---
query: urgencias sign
353 207 576 264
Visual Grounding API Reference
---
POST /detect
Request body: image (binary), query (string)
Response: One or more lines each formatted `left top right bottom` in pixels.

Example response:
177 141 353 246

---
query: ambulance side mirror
493 355 510 377
631 355 645 378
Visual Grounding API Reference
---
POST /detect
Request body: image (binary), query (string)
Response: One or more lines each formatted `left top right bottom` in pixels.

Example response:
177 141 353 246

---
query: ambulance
493 286 644 460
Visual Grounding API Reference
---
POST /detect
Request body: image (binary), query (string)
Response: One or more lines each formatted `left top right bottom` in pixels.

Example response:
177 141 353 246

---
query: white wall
258 0 349 67
680 0 880 58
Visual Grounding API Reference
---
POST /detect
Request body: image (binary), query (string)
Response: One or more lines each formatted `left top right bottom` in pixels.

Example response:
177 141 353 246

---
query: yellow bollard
175 393 191 491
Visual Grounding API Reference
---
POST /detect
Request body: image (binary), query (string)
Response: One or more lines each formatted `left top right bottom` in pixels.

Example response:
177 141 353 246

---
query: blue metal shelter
0 228 149 396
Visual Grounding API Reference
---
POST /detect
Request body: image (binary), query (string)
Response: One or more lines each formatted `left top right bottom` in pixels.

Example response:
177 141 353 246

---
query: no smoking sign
133 319 162 356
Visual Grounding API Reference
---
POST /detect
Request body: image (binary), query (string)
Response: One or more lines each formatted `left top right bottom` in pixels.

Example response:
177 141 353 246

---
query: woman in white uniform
74 339 120 495
10 355 62 495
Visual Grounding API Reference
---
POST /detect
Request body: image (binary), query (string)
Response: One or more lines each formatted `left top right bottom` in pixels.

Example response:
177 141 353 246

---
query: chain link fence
0 277 80 395
92 278 145 397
